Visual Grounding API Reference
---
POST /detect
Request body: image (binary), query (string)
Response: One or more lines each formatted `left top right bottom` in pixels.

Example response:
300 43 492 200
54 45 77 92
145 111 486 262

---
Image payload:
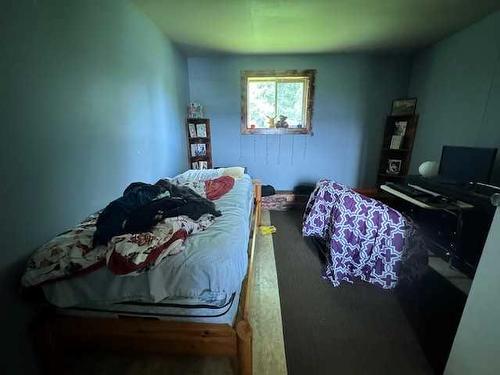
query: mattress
58 291 241 325
42 171 254 309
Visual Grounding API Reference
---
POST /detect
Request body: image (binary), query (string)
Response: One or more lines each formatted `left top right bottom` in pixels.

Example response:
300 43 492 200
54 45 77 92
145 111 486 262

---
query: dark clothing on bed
122 182 164 204
122 197 187 234
155 179 222 219
93 181 221 247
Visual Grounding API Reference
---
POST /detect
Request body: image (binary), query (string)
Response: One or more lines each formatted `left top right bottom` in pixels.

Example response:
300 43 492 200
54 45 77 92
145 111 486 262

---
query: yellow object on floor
260 225 276 235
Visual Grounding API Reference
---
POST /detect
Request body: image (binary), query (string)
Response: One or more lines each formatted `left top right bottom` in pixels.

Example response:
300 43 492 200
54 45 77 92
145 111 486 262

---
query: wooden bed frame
35 181 262 375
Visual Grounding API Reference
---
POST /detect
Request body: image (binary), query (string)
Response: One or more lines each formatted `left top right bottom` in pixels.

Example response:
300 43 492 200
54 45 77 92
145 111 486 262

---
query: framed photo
199 161 208 170
191 161 199 169
391 98 417 116
196 123 207 138
187 102 204 119
188 123 197 138
394 121 407 136
191 143 206 157
386 159 402 175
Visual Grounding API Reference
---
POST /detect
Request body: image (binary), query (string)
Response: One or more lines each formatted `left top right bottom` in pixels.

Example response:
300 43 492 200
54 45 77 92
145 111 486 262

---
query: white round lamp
418 161 438 178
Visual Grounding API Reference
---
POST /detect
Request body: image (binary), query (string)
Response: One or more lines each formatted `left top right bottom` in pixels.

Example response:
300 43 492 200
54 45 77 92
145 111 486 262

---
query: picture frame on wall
187 102 204 119
191 143 207 157
391 98 417 116
188 123 197 138
199 161 208 170
394 121 407 136
386 159 402 175
191 161 199 169
196 123 207 138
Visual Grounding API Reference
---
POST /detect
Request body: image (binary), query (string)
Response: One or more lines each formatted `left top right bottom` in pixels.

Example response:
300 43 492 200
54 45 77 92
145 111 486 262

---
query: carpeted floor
271 209 433 375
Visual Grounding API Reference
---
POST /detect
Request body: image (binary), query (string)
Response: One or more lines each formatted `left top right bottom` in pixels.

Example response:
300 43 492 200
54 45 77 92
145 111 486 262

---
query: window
241 70 315 134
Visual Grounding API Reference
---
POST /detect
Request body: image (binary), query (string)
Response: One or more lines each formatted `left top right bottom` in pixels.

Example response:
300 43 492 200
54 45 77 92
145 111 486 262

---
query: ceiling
135 0 500 56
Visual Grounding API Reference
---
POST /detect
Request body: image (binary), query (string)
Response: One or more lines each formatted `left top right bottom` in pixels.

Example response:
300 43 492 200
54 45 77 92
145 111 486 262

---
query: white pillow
171 169 223 184
222 166 245 179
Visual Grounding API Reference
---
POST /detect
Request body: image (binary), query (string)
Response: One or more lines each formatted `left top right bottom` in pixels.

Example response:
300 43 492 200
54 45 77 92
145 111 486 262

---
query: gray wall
408 11 500 182
445 207 500 375
410 11 500 373
0 0 188 372
188 54 411 190
404 12 500 373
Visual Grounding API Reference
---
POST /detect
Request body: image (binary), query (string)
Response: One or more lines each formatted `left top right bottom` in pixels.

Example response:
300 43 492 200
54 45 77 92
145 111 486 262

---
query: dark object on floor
271 209 432 375
293 183 316 196
397 268 467 374
262 185 276 197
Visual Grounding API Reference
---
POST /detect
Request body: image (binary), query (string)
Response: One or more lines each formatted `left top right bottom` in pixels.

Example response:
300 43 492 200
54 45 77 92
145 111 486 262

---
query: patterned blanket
303 180 427 289
21 176 234 287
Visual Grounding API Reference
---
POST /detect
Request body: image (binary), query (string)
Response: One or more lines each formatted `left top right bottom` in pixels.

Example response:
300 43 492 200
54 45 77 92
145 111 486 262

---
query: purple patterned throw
303 180 427 289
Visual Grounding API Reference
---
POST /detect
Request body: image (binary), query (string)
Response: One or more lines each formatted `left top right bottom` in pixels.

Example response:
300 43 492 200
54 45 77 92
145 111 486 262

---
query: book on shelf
188 123 197 138
390 135 403 149
394 121 407 136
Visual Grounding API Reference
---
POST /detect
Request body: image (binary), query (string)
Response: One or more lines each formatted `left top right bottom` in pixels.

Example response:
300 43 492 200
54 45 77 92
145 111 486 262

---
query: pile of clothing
22 176 234 287
93 179 222 246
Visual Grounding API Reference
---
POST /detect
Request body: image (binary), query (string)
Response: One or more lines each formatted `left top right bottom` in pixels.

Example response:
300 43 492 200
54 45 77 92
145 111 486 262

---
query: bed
32 169 262 375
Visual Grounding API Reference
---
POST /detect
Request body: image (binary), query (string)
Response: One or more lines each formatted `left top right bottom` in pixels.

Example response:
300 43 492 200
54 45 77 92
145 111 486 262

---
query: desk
384 185 495 373
380 184 474 210
380 183 474 272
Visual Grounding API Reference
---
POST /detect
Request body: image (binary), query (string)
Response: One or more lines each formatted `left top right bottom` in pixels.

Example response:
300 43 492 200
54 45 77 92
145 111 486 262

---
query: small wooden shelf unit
186 118 213 169
376 114 419 186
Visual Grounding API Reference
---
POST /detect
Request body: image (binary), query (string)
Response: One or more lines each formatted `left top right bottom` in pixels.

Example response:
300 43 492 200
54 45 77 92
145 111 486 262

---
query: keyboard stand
380 184 474 210
380 183 474 270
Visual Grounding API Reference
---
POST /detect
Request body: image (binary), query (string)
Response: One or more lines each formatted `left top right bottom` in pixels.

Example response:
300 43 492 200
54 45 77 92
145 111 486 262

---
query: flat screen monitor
439 146 497 184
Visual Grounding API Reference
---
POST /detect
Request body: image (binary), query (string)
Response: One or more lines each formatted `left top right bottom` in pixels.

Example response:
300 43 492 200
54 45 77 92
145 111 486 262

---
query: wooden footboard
35 181 261 375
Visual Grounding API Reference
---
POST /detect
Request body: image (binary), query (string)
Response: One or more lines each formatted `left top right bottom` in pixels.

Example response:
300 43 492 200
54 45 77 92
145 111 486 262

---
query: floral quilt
107 215 214 276
21 214 215 287
21 214 107 287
